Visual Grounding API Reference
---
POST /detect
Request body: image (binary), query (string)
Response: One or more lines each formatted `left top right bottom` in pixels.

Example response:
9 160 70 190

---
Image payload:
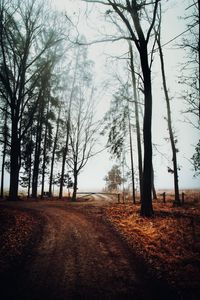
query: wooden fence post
163 192 166 203
117 194 120 204
182 192 185 204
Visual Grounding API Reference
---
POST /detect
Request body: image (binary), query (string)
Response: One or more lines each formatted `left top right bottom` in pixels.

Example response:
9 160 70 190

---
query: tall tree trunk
32 111 43 198
121 154 125 203
140 45 154 216
49 106 61 196
59 121 70 199
59 55 78 199
41 114 48 199
129 43 143 201
72 168 78 202
198 0 200 119
156 22 181 206
0 143 6 198
9 116 20 200
27 129 32 198
0 105 8 198
152 166 157 200
27 161 31 198
128 106 136 204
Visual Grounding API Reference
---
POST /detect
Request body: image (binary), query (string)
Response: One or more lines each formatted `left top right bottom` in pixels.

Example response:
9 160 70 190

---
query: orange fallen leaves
0 209 37 267
105 203 200 291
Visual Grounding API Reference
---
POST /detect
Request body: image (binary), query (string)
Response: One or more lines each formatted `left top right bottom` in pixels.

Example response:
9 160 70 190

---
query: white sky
51 0 199 192
2 0 199 193
50 0 200 192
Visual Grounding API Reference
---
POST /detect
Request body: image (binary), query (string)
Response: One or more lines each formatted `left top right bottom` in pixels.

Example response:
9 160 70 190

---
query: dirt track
0 199 176 300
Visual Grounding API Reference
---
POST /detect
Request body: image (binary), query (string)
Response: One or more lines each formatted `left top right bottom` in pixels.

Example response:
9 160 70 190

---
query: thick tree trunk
72 169 78 202
27 163 31 198
9 118 20 200
140 45 154 217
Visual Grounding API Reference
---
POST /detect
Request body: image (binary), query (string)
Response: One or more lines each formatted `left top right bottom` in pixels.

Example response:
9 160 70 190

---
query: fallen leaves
0 208 38 272
105 202 200 293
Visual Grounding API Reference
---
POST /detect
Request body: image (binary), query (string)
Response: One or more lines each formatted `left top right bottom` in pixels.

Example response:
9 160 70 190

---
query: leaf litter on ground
105 202 200 295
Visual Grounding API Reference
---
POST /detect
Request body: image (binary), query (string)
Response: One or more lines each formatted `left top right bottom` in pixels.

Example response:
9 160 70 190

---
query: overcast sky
49 0 200 192
2 0 199 194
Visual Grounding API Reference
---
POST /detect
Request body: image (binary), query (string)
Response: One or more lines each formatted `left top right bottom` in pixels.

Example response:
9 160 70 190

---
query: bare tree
58 53 79 199
68 90 98 201
82 0 159 216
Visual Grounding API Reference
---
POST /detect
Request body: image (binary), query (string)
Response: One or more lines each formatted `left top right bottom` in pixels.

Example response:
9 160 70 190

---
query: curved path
0 199 167 300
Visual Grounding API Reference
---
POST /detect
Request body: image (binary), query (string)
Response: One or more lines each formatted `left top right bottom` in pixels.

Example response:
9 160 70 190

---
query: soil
0 198 180 300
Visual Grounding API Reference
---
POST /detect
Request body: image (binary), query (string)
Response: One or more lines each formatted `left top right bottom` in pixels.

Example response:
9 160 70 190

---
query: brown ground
0 196 198 300
0 200 178 300
105 191 200 300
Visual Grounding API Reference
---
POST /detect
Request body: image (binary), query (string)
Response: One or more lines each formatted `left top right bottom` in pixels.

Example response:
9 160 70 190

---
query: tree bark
49 106 61 196
27 129 33 198
72 167 78 202
9 116 20 200
0 144 6 198
198 0 200 119
128 106 136 204
32 103 44 198
152 166 157 200
0 105 8 198
59 120 70 199
139 45 154 216
27 156 32 198
41 109 49 199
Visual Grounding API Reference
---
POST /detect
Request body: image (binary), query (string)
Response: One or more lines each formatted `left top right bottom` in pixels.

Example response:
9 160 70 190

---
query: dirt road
0 199 174 300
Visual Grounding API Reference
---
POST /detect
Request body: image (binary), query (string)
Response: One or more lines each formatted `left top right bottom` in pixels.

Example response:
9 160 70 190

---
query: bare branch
146 0 160 43
75 35 132 46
